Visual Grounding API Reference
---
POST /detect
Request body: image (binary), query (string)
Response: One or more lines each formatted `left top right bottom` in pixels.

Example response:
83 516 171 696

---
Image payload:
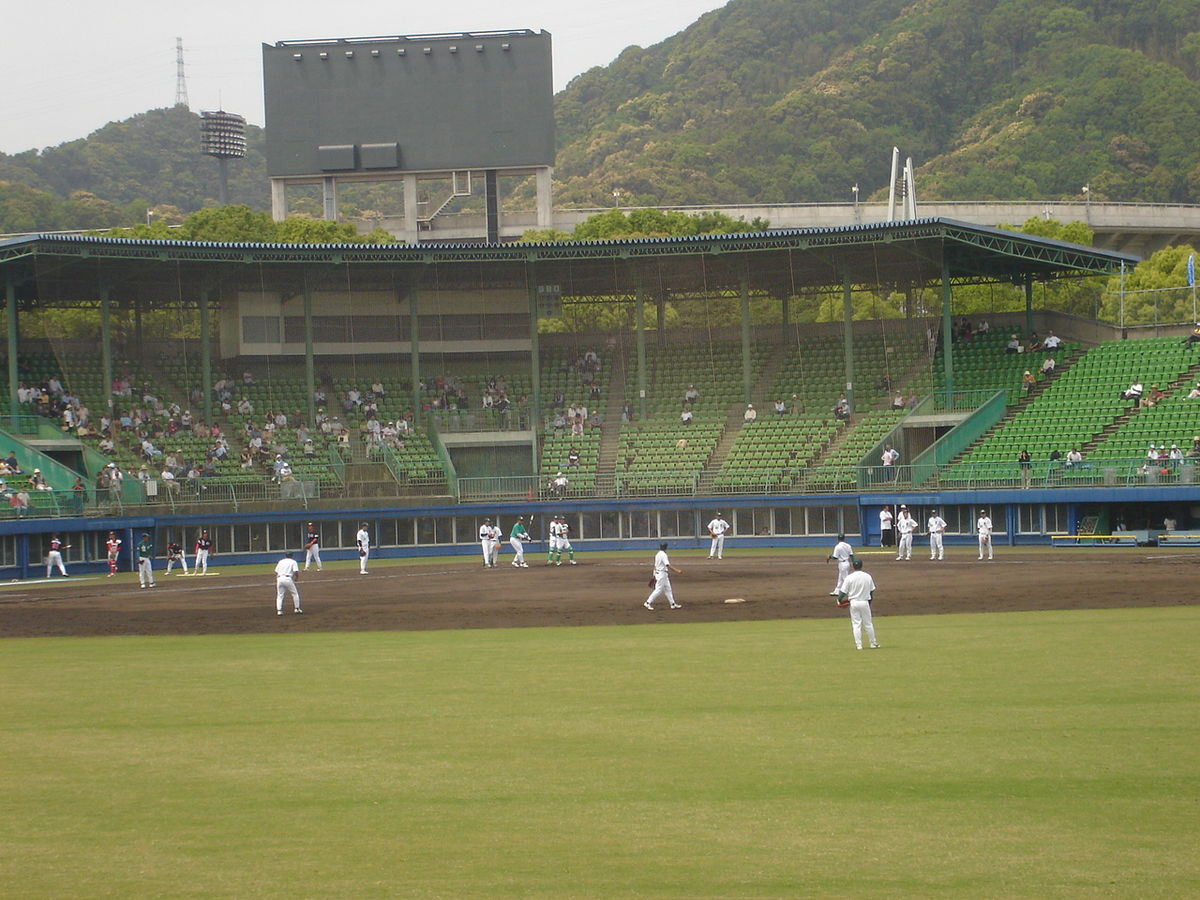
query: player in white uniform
976 509 994 560
551 515 577 565
827 533 854 595
879 506 894 547
927 509 947 560
46 534 70 578
836 558 880 650
274 551 302 615
488 522 502 566
644 542 683 610
895 505 916 560
356 523 370 574
707 513 730 559
480 518 497 567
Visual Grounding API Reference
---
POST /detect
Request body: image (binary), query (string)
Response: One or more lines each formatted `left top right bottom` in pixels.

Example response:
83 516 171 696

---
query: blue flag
1189 253 1195 288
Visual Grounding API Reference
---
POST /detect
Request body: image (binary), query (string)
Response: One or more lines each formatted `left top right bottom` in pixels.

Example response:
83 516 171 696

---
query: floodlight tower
200 110 247 205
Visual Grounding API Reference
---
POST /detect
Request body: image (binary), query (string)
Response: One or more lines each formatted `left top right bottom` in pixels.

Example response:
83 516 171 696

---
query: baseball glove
647 574 656 588
304 540 316 549
836 597 850 608
359 549 367 558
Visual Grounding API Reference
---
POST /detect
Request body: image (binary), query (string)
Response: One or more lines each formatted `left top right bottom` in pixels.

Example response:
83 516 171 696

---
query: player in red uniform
105 531 121 577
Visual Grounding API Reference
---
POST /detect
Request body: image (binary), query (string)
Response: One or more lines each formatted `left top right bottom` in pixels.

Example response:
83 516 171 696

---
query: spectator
1040 355 1056 375
566 448 580 468
1182 324 1200 346
551 470 569 498
1065 447 1083 467
29 468 48 490
684 384 700 404
774 398 786 415
1186 382 1200 400
1018 448 1032 488
4 451 22 474
977 320 991 334
743 404 757 423
681 405 694 426
621 402 634 423
1021 370 1036 394
1142 384 1165 408
1121 380 1144 403
1043 330 1062 350
833 396 850 421
892 391 905 410
1006 334 1021 354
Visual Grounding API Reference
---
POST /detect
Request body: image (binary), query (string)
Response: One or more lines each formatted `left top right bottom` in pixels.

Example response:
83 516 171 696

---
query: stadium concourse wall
2 482 1198 580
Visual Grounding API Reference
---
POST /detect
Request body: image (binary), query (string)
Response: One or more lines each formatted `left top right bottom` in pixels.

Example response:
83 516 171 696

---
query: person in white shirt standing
927 509 948 560
356 523 370 574
836 558 880 650
879 505 894 548
707 512 730 559
976 509 994 560
827 533 854 596
274 551 302 615
644 542 683 611
895 505 917 560
479 518 497 567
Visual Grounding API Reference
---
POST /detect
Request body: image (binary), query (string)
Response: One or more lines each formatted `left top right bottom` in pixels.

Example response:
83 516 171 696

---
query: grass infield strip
2 607 1197 899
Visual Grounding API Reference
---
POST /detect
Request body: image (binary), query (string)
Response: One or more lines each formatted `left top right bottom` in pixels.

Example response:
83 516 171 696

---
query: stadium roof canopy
0 218 1138 308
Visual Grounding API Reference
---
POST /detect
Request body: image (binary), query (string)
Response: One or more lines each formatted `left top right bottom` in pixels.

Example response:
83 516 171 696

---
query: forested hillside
3 0 1200 231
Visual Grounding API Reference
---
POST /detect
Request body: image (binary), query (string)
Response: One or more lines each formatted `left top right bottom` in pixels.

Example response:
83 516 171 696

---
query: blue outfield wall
3 483 1199 579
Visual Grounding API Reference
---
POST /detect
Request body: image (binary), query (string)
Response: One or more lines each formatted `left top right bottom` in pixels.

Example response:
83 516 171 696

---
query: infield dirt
0 548 1193 639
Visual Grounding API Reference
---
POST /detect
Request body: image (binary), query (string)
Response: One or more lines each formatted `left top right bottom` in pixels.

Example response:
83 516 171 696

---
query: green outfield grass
3 608 1197 899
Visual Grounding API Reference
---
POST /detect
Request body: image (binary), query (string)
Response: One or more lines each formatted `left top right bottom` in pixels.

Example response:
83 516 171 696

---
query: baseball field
2 548 1197 898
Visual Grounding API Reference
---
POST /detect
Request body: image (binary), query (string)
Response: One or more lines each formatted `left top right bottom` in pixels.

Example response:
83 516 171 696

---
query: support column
403 174 419 244
270 179 288 221
322 176 337 222
740 271 753 406
782 293 790 330
941 260 955 404
5 277 18 420
535 167 553 229
1024 278 1035 336
133 305 144 361
409 284 421 428
199 289 213 425
635 276 648 422
527 272 543 472
303 284 317 429
100 288 113 412
485 170 500 244
842 274 856 415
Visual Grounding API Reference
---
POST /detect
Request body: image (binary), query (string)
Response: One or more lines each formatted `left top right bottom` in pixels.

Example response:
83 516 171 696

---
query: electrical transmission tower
175 37 189 109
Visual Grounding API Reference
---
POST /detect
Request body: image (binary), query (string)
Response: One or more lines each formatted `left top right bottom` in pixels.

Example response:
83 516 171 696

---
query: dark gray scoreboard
263 30 554 178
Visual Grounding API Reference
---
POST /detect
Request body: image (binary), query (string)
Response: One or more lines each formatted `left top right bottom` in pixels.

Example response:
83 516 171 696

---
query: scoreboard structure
262 30 555 242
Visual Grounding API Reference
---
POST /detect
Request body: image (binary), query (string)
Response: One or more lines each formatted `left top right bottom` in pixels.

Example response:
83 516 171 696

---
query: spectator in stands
4 451 21 474
1018 448 1032 488
1169 445 1184 464
774 398 787 415
622 402 634 423
1040 355 1056 375
977 320 991 334
566 448 580 468
881 444 899 480
1021 371 1036 394
1181 324 1200 346
1066 447 1083 468
1006 334 1021 354
789 394 801 415
685 384 700 404
1121 379 1144 403
589 410 602 430
237 397 254 416
371 379 385 398
99 436 115 455
1191 435 1200 457
495 394 511 429
1187 382 1200 400
553 410 567 431
681 404 694 426
892 391 905 410
551 391 565 409
10 488 29 517
1146 444 1161 462
1027 332 1044 352
551 470 569 498
239 449 254 470
242 370 257 385
72 476 85 513
744 404 757 423
1049 449 1063 464
571 415 584 438
1042 330 1062 350
29 468 49 491
1142 385 1165 408
833 397 850 421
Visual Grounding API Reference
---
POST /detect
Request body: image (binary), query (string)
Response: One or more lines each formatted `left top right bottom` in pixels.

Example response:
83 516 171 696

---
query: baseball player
895 505 916 561
836 557 879 650
927 509 947 560
274 551 302 615
977 509 994 560
105 531 122 577
135 532 156 589
487 520 502 566
644 541 683 610
706 512 730 559
356 523 370 574
480 518 497 567
556 515 577 565
194 530 213 575
46 533 70 578
165 540 188 575
303 522 323 571
509 516 531 568
827 533 854 595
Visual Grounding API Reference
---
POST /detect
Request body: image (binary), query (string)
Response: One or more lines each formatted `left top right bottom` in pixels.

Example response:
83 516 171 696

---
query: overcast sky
0 0 729 155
